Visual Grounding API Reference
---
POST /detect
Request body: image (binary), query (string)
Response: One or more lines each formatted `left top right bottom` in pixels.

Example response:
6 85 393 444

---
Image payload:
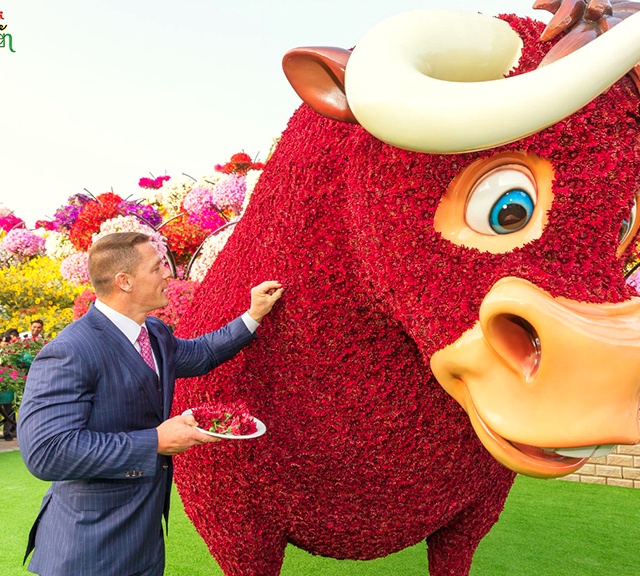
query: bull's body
173 12 640 576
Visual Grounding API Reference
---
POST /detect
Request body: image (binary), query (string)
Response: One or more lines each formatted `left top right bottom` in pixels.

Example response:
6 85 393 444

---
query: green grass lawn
2 449 639 575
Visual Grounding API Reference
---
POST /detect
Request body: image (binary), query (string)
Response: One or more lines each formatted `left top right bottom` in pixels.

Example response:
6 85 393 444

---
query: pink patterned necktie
137 326 156 372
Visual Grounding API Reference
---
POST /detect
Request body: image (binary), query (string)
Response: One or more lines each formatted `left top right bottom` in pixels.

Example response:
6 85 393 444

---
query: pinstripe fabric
18 304 256 576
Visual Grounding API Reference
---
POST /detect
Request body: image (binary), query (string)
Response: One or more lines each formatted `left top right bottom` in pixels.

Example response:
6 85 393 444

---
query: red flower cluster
191 401 257 436
172 13 640 576
150 278 198 329
160 217 207 265
34 219 56 231
68 193 124 251
214 152 265 175
139 175 171 189
73 288 97 320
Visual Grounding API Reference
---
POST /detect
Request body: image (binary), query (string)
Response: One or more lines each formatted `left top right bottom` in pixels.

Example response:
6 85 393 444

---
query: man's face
30 323 43 337
128 242 171 313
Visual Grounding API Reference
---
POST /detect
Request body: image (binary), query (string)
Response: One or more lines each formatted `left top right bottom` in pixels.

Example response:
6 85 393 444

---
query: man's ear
114 272 133 293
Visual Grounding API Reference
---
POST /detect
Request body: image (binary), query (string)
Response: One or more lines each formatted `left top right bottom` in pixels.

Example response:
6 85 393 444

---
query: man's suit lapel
86 305 163 420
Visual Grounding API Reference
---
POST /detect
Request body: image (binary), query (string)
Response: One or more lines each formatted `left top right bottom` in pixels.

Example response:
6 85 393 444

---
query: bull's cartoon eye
619 198 637 246
465 168 537 236
434 152 553 254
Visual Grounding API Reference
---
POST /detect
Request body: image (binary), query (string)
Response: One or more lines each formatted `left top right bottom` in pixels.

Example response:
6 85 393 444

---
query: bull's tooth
549 445 616 458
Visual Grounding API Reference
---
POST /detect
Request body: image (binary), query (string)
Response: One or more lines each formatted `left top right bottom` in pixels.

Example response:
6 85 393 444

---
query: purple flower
53 194 92 231
212 174 246 213
119 200 163 227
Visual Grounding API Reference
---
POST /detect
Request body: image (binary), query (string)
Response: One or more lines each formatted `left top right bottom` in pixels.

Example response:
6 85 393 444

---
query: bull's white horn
345 9 640 154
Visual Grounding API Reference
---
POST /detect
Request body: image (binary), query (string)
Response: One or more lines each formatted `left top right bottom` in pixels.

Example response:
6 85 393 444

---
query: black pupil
498 204 527 231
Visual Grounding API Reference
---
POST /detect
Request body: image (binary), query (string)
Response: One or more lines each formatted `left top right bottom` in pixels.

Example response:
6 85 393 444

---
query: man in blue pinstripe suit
18 231 283 576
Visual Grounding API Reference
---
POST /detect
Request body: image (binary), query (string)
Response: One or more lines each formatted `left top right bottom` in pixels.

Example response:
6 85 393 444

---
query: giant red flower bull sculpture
173 2 640 574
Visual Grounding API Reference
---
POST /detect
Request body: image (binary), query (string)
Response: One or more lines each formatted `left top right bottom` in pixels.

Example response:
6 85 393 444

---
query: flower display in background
68 193 123 251
0 240 20 269
182 186 227 233
0 255 83 337
0 151 266 343
0 338 47 403
242 169 263 213
159 217 207 266
139 175 171 189
72 288 97 320
214 152 265 175
150 177 195 218
119 199 163 228
93 215 168 260
60 252 90 286
49 193 92 232
35 219 57 231
0 213 25 232
151 278 199 329
212 174 246 216
188 225 237 282
44 231 78 262
1 228 46 260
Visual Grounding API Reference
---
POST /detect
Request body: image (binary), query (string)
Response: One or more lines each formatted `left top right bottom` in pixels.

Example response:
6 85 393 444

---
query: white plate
183 409 267 440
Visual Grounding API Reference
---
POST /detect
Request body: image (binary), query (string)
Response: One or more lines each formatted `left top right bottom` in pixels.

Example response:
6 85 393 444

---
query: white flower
188 224 237 282
45 231 78 261
139 188 164 208
0 243 19 268
242 169 262 214
196 173 225 190
160 177 195 218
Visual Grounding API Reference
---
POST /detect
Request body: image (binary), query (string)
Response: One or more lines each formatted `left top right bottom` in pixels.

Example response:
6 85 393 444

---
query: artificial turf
2 449 639 575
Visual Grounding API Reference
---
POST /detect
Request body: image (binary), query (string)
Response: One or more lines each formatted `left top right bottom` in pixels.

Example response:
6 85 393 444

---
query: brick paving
0 437 19 453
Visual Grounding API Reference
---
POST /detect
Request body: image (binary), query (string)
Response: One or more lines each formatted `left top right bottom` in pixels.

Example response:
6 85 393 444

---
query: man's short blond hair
88 232 150 297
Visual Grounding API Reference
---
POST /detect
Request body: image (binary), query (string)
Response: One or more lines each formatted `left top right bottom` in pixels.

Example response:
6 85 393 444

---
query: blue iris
489 189 535 234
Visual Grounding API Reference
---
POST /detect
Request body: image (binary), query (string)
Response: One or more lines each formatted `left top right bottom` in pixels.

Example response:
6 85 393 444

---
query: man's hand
157 414 219 455
247 280 284 323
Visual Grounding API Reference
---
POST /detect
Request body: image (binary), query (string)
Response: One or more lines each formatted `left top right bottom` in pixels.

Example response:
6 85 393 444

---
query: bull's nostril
488 314 541 379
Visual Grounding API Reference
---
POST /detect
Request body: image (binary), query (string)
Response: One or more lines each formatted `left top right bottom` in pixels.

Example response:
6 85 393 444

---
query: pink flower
2 228 45 258
0 214 25 232
60 252 90 285
139 175 171 189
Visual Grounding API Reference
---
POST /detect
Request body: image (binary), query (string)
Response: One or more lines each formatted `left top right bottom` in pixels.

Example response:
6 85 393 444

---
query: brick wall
558 445 640 488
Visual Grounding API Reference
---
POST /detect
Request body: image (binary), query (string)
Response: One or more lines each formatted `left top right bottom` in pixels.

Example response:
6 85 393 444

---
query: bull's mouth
463 388 611 478
476 313 615 475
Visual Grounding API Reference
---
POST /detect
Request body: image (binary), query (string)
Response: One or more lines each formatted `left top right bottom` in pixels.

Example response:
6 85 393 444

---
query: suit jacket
18 304 256 576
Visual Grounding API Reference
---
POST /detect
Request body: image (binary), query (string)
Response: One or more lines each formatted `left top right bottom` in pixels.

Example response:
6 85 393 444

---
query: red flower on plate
191 402 258 436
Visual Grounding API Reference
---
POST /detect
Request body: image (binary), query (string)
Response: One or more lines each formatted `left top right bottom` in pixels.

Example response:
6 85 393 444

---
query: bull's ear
282 47 358 123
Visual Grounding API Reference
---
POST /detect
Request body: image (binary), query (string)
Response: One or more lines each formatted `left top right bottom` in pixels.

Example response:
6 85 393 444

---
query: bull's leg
211 522 288 576
425 495 506 576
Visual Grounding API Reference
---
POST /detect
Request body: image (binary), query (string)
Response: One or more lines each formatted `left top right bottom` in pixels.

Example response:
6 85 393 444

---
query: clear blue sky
0 0 548 227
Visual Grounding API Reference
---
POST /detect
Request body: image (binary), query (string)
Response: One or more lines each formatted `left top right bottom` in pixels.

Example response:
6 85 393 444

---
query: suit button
162 463 169 470
125 471 131 477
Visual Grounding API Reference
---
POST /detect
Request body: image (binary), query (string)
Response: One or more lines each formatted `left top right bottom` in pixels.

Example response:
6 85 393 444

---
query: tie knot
138 326 150 343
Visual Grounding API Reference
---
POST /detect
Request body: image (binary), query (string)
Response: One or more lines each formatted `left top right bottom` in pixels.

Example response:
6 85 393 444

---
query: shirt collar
94 299 147 346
